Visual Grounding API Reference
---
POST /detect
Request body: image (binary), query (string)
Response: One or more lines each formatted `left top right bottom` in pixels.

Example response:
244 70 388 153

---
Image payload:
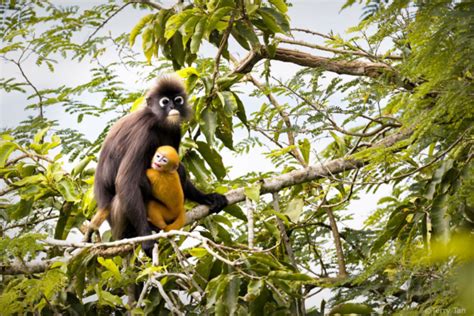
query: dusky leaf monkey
84 76 228 255
146 145 186 232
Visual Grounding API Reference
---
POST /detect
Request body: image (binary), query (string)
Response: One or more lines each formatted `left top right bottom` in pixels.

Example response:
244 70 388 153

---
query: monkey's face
151 146 179 172
145 76 191 127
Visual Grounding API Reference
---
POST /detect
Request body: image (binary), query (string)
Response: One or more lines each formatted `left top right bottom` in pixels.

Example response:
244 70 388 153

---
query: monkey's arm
177 164 228 214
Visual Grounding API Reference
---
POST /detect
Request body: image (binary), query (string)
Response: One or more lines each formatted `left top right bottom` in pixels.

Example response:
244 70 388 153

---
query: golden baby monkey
146 145 185 231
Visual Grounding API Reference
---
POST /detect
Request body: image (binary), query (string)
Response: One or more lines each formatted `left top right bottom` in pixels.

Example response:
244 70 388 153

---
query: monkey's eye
162 158 168 163
159 97 170 108
174 96 184 105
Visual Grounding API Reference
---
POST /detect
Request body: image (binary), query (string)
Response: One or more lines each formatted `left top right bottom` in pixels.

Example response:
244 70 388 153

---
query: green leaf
298 138 311 164
170 32 185 67
245 279 265 301
188 247 208 258
370 210 407 253
12 174 46 187
130 13 154 46
234 93 248 127
225 275 241 315
269 0 288 13
71 156 93 177
190 17 207 54
164 10 194 40
244 183 261 202
329 303 374 315
257 8 282 34
142 26 154 64
97 257 122 281
217 91 237 117
206 6 233 37
181 15 201 47
212 214 233 227
0 142 17 168
206 275 229 309
56 178 80 202
97 288 123 307
268 271 314 282
231 28 250 50
285 198 304 222
234 21 260 47
249 253 283 269
9 199 33 220
196 141 226 180
223 204 247 221
200 107 218 145
329 131 346 150
184 150 209 184
177 66 200 78
130 96 144 112
261 7 290 33
216 117 234 150
33 126 49 145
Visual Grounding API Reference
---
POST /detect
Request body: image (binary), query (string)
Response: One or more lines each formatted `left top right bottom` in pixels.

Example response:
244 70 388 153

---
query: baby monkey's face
151 146 179 172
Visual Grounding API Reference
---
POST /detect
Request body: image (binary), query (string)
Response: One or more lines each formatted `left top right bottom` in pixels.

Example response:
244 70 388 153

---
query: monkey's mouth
153 162 162 169
168 109 180 117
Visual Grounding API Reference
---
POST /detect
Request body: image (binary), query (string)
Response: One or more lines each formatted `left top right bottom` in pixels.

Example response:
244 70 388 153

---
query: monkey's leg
147 200 169 230
83 207 109 242
163 209 185 232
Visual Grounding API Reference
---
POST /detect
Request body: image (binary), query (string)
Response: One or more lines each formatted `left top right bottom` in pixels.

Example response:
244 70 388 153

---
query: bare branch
84 3 131 44
325 206 348 277
128 0 166 10
233 47 392 78
276 36 402 60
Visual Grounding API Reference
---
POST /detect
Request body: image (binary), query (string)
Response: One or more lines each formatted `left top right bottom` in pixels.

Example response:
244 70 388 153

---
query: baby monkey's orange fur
146 146 185 231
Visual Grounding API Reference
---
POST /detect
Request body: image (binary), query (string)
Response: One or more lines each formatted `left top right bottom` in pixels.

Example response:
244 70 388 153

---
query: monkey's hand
203 193 228 214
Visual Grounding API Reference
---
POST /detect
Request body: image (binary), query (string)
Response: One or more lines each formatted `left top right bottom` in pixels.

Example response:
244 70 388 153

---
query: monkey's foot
83 227 101 243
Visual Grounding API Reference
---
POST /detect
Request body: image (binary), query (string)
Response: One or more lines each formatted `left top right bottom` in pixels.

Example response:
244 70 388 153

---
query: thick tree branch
233 47 392 78
186 129 412 224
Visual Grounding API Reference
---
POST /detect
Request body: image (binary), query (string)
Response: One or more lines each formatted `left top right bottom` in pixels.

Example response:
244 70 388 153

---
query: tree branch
275 36 402 61
186 129 412 224
232 47 392 78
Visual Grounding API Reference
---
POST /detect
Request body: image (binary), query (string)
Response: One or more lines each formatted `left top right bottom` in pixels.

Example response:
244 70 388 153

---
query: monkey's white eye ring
163 158 168 163
174 96 184 105
159 97 170 107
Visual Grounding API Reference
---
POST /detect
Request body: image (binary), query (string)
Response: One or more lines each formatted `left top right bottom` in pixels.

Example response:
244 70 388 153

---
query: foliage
0 0 473 314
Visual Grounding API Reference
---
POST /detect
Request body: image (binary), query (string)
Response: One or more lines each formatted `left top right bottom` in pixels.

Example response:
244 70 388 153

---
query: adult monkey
84 76 228 255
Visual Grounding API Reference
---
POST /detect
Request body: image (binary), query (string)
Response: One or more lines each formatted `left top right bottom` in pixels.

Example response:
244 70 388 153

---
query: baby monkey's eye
159 97 170 107
174 96 184 105
163 158 168 163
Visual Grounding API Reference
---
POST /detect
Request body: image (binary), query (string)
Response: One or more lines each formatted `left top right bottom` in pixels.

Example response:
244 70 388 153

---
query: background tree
0 0 473 314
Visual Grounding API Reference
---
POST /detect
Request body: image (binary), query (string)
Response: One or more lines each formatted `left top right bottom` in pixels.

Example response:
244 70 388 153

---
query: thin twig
84 3 131 44
128 0 166 10
209 12 236 96
246 198 255 249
